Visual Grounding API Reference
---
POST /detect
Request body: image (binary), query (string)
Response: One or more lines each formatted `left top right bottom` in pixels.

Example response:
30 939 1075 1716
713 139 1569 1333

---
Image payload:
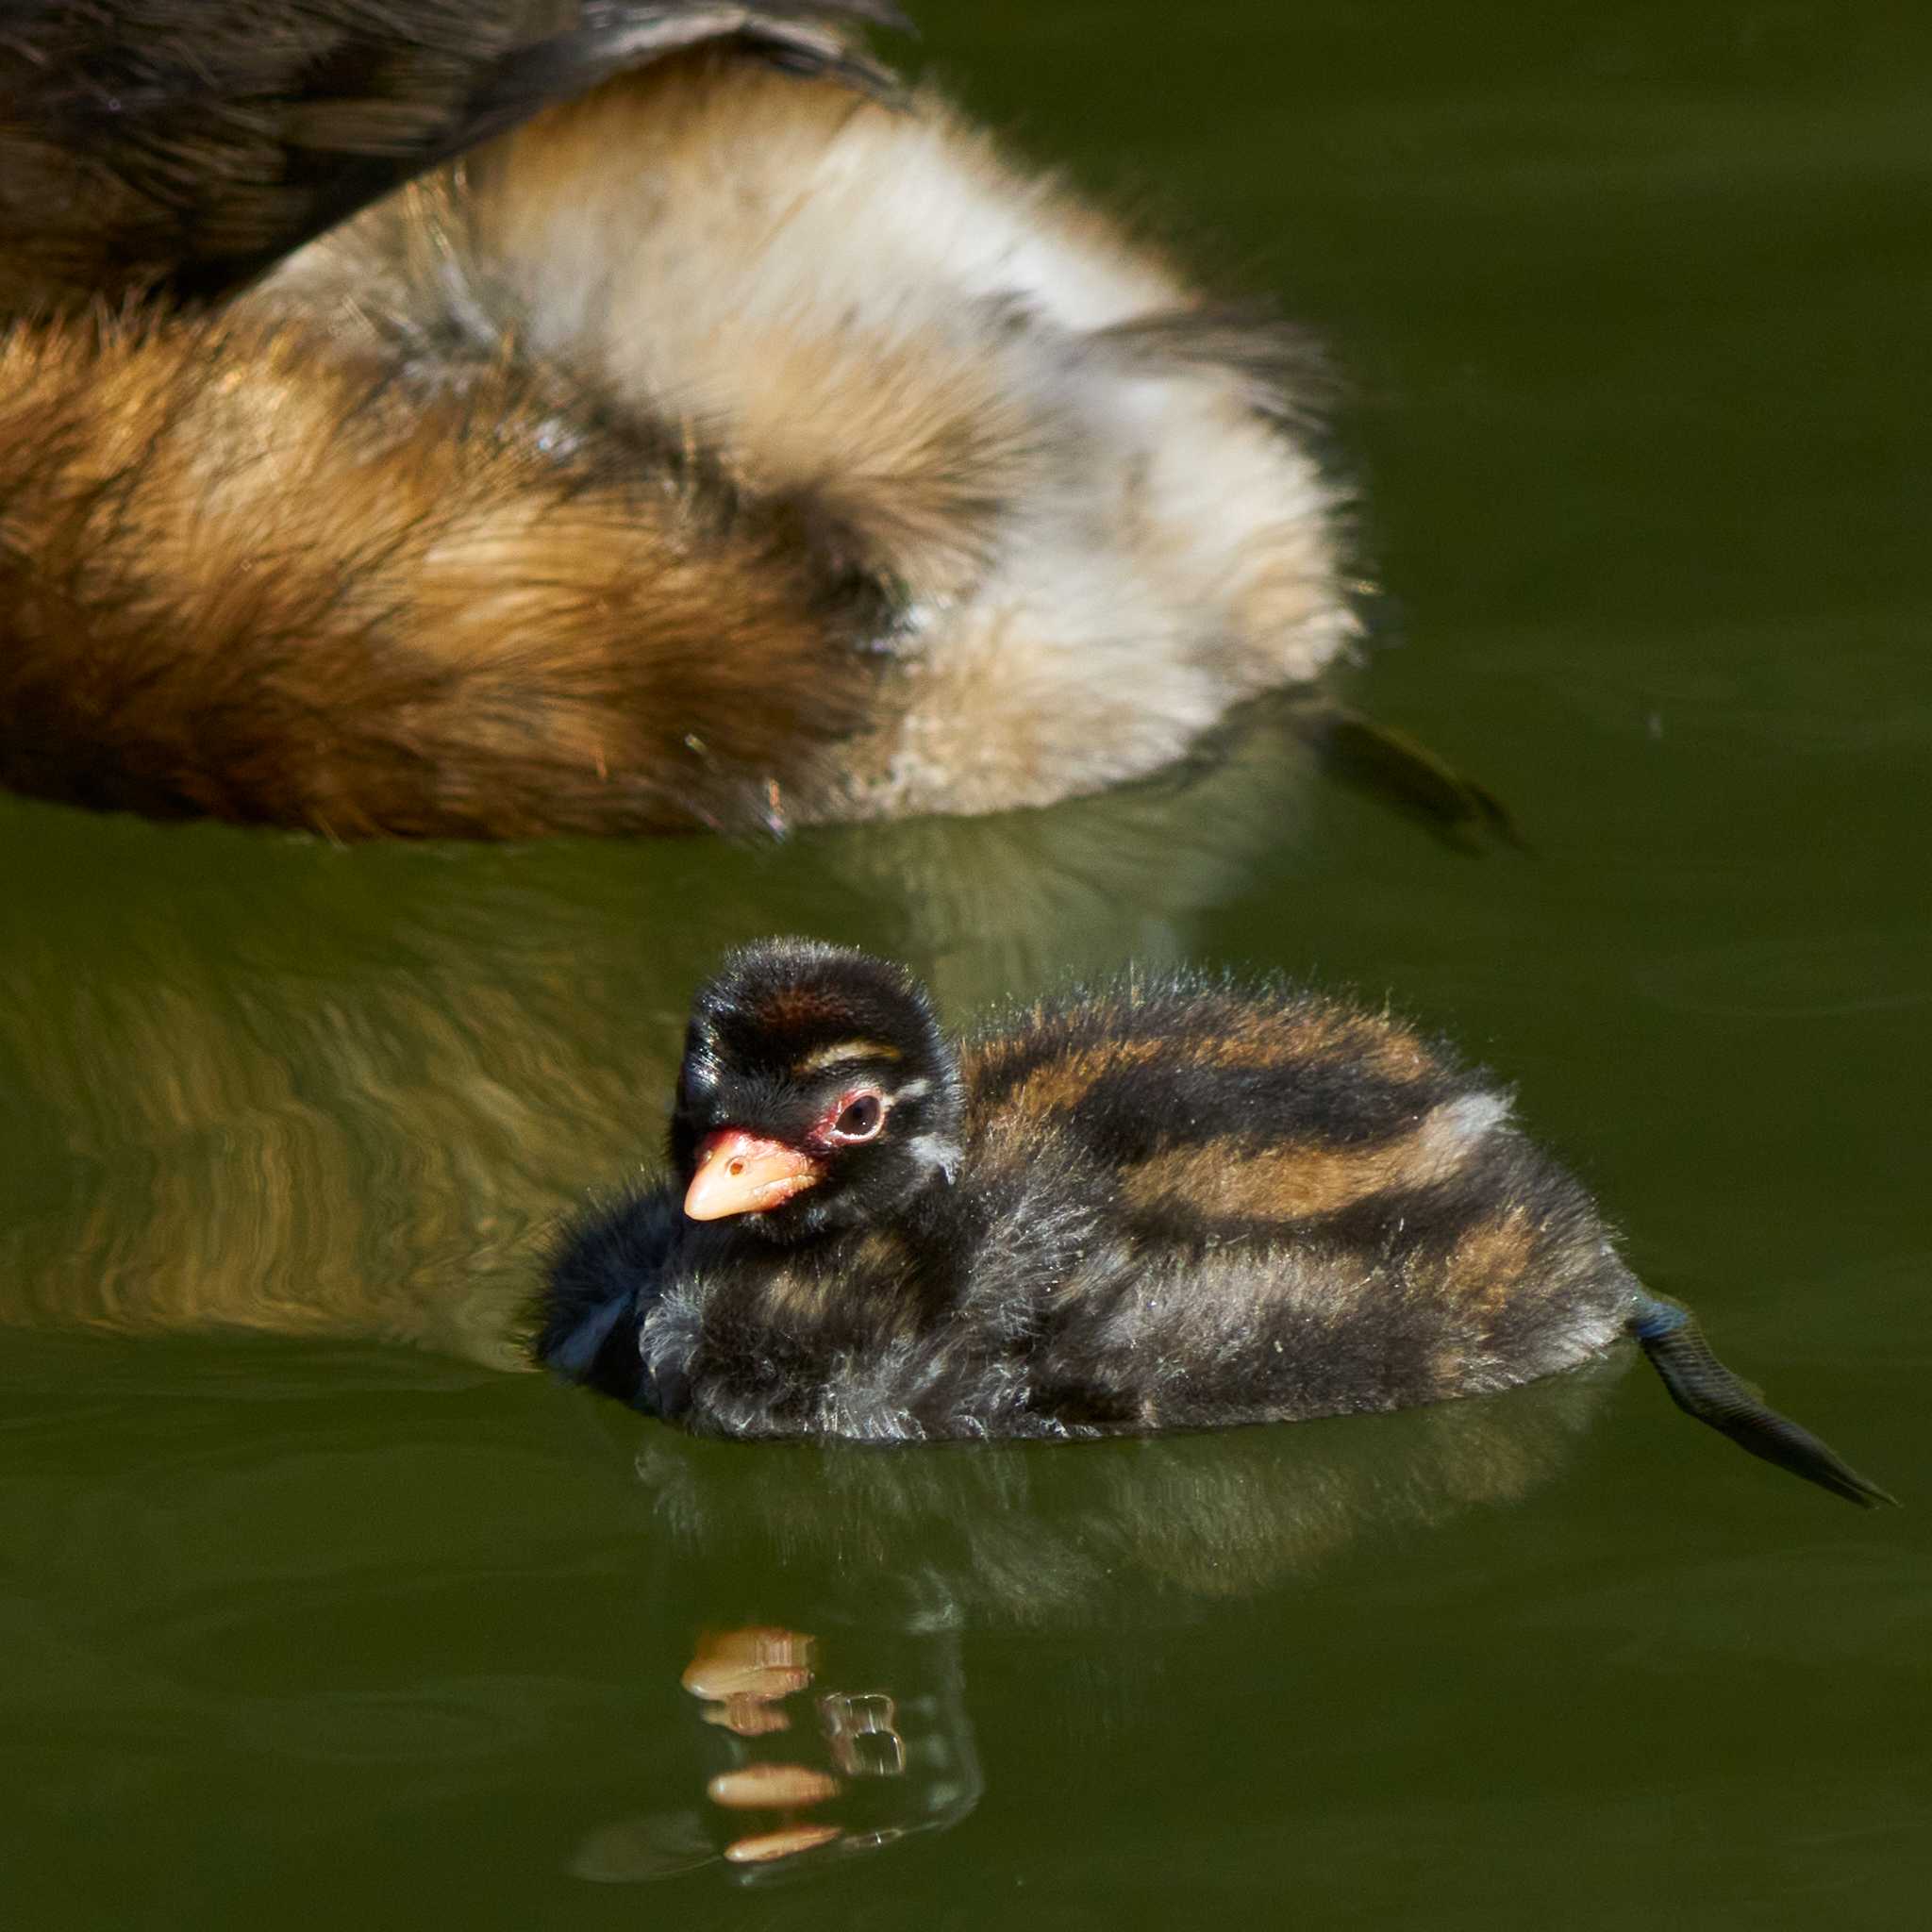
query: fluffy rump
0 309 883 836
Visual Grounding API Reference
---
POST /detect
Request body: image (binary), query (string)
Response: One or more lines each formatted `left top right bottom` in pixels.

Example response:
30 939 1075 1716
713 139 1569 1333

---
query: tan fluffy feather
0 308 883 835
2 42 1353 837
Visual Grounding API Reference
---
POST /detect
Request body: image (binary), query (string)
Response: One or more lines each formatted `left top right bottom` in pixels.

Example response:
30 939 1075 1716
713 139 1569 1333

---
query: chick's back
957 980 1638 1431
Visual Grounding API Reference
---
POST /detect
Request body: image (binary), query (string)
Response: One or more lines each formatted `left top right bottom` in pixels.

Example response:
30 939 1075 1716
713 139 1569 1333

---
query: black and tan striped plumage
538 941 1893 1507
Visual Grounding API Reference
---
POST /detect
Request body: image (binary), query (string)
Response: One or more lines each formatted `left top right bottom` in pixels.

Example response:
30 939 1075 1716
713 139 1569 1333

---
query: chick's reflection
689 1627 921 1868
575 1622 979 1883
691 1628 845 1867
633 1361 1619 1617
567 1365 1616 1884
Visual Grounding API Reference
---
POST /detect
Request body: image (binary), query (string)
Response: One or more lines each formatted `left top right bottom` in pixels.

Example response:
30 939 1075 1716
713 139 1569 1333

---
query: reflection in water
572 1621 980 1885
0 675 1562 1891
575 1624 978 1881
566 1364 1619 1882
632 1361 1618 1617
0 1325 1626 1903
0 693 1334 1366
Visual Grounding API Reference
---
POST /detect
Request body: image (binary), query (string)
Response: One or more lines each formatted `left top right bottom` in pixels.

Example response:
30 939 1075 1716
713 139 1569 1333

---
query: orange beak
683 1128 824 1222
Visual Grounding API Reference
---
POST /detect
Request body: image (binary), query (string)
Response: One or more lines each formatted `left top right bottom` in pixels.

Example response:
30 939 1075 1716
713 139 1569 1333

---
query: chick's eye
833 1093 884 1141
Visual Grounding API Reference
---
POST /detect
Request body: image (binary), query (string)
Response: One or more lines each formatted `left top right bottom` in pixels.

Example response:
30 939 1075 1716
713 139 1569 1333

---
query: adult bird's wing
0 1 906 310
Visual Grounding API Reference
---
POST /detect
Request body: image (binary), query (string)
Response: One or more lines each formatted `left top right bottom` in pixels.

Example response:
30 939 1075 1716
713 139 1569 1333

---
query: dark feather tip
1635 1307 1897 1509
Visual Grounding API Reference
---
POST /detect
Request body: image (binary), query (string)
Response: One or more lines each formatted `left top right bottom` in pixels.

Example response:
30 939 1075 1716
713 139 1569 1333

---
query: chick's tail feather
1629 1295 1896 1509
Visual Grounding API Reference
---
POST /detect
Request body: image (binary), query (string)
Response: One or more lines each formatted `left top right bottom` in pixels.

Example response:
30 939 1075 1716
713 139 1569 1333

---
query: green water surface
2 3 1927 1925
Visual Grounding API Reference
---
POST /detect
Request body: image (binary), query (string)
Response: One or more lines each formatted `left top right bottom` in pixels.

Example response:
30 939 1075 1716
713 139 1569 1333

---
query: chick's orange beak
683 1129 824 1222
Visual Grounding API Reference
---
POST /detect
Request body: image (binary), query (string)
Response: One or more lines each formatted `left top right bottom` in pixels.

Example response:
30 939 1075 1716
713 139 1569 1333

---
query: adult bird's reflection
0 691 1386 1364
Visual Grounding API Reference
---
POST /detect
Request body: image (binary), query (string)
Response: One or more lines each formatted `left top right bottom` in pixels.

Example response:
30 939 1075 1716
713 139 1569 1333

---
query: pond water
3 2 1927 1924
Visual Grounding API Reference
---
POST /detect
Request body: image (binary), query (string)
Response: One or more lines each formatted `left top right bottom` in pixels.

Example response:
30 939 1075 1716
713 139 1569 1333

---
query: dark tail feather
1631 1297 1897 1509
2 3 908 312
1286 699 1527 855
175 4 909 303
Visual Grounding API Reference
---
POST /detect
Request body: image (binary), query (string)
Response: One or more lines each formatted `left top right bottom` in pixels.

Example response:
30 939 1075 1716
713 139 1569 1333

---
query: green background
3 2 1926 1924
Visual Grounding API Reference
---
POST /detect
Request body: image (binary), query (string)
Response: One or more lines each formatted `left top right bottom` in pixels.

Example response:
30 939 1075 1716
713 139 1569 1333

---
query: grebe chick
0 7 1353 839
537 940 1894 1509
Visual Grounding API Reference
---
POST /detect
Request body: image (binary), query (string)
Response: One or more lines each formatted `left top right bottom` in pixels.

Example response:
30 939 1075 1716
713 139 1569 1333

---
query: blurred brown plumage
0 2 1353 839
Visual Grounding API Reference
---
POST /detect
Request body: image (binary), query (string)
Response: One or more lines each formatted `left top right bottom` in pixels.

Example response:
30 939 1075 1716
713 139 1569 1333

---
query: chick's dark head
670 941 963 1241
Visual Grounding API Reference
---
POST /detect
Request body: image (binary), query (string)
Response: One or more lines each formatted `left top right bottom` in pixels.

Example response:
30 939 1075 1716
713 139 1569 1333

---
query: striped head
671 940 964 1242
